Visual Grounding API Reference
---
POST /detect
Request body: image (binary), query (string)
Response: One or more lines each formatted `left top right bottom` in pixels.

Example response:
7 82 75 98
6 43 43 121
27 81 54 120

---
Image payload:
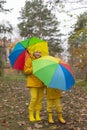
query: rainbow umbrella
8 37 49 70
32 56 75 91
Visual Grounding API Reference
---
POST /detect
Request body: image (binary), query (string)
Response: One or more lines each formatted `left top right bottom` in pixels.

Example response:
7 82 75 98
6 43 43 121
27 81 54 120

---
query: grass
75 80 87 92
75 80 87 86
0 74 26 81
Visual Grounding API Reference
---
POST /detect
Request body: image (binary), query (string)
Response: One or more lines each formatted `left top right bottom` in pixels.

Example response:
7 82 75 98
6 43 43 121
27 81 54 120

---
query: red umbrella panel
9 42 30 70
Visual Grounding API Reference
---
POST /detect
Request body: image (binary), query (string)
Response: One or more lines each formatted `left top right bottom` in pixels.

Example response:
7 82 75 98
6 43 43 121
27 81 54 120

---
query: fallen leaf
27 127 32 130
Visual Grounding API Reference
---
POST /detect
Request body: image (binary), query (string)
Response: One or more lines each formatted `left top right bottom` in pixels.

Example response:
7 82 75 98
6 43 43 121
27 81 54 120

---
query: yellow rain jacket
46 88 62 99
24 55 43 88
24 39 49 88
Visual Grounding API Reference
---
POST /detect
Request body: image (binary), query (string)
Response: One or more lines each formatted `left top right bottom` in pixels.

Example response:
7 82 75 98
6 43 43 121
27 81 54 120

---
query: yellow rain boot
29 111 35 122
36 111 41 121
48 113 54 123
58 113 66 124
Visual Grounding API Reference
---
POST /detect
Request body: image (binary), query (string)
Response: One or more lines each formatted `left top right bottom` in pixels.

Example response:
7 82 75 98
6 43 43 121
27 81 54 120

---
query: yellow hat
27 41 49 56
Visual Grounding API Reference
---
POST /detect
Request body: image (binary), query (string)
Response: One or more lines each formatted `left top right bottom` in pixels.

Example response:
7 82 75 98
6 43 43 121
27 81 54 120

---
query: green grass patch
75 80 87 87
0 74 26 82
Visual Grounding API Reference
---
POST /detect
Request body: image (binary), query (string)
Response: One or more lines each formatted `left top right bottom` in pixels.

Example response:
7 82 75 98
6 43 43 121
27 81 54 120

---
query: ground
0 76 87 130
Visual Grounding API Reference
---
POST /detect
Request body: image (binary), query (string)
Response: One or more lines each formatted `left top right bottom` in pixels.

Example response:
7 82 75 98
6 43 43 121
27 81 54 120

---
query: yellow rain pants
28 87 44 111
47 98 62 113
46 88 62 113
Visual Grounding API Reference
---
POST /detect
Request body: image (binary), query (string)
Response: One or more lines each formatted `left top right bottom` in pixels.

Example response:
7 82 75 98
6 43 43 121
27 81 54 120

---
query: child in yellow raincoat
46 88 66 124
24 51 44 122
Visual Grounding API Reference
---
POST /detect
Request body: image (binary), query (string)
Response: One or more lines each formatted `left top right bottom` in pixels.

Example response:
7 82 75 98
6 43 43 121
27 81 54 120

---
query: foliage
0 1 13 37
0 21 13 37
68 11 87 48
0 0 11 12
0 1 13 72
70 44 87 80
72 44 87 68
68 11 87 80
70 45 87 78
0 49 4 76
18 0 63 55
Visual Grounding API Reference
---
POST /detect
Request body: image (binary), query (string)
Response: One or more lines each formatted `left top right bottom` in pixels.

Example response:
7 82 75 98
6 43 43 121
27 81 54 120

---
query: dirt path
0 78 87 130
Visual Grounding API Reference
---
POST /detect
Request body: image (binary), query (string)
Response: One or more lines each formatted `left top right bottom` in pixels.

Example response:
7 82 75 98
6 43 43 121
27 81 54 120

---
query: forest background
0 0 87 80
0 1 87 130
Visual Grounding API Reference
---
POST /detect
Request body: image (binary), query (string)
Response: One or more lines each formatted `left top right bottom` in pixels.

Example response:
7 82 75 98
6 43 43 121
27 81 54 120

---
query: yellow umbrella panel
27 38 49 56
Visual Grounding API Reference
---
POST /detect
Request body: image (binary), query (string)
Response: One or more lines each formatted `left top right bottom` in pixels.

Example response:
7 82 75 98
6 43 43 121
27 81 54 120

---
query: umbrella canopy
27 37 49 56
32 56 75 91
8 37 49 70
